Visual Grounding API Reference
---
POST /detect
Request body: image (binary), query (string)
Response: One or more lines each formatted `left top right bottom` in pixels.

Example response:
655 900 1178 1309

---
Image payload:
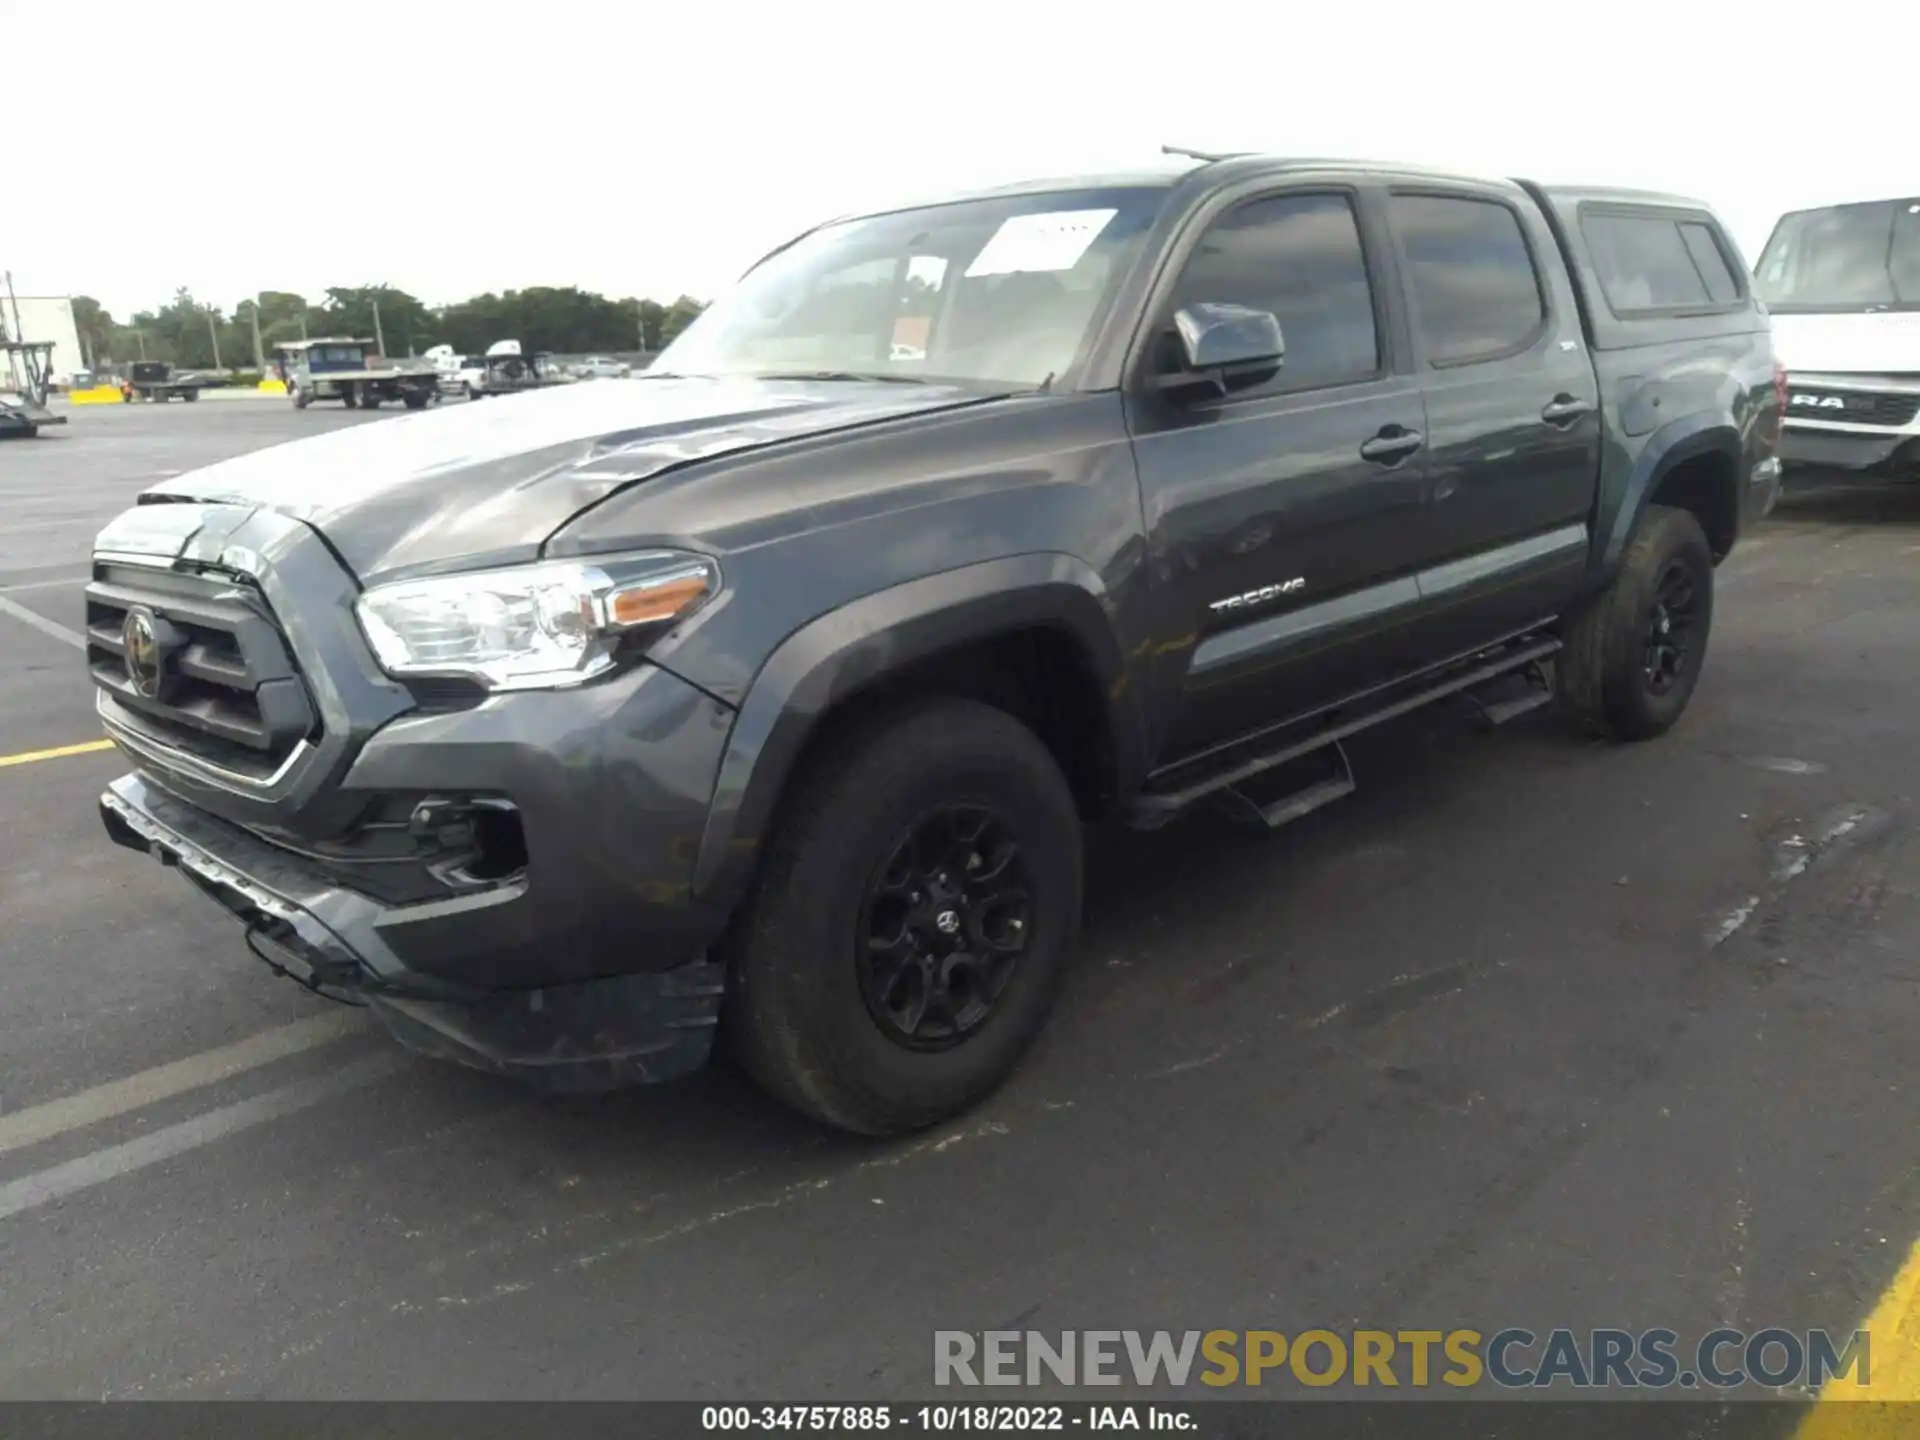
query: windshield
1754 199 1920 311
657 187 1168 388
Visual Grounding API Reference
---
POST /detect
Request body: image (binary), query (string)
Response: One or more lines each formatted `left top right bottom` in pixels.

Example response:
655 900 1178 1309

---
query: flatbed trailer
0 340 66 437
274 338 441 411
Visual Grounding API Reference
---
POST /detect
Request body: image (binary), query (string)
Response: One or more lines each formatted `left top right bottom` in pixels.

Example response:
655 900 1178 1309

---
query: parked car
575 356 631 379
463 340 569 398
452 356 487 398
424 346 478 399
88 156 1781 1134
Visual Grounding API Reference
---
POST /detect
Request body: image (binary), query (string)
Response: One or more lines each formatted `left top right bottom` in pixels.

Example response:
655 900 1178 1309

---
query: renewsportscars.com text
933 1328 1869 1390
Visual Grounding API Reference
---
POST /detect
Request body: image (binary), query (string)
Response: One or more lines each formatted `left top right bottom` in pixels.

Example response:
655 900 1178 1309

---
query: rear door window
1389 194 1546 365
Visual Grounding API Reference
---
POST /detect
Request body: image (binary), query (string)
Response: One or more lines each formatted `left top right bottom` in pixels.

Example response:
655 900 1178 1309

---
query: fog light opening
462 802 529 882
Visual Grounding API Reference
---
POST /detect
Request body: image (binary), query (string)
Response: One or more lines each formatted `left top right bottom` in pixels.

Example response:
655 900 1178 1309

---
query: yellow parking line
1798 1234 1920 1436
0 739 116 769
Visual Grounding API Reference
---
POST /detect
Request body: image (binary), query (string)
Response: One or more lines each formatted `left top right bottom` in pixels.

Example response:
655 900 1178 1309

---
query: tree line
70 285 710 372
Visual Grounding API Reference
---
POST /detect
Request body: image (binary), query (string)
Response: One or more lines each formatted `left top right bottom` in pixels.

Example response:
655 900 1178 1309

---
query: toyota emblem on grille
122 607 166 699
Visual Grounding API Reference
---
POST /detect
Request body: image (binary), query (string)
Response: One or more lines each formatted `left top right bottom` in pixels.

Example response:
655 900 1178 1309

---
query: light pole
248 298 264 370
372 298 386 357
2 269 20 348
207 309 223 371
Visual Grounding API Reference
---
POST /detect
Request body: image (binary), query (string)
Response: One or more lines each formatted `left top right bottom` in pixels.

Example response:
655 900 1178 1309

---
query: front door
1127 185 1437 763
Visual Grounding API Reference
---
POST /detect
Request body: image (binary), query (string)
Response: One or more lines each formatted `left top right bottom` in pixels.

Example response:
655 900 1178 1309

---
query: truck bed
303 368 437 384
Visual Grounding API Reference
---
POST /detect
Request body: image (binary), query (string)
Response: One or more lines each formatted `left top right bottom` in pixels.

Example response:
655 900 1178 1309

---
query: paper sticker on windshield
965 209 1117 278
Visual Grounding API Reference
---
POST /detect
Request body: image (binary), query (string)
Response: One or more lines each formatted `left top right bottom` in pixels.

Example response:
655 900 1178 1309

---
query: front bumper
100 772 727 1092
1781 424 1920 474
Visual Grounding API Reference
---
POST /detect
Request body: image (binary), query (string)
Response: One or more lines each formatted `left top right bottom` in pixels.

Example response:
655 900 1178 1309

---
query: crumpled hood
140 376 989 584
1770 311 1920 377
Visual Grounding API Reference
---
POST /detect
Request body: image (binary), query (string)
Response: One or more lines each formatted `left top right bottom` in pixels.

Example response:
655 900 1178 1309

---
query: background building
2 295 87 383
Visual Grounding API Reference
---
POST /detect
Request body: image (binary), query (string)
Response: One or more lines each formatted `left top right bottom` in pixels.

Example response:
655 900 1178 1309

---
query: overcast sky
8 2 1907 318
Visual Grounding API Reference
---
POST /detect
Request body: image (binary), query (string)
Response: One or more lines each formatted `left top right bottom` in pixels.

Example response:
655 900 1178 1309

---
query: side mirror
1165 302 1285 396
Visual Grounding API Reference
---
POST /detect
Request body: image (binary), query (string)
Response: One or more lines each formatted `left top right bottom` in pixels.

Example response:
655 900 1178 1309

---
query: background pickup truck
123 362 212 403
89 156 1783 1136
1752 195 1920 483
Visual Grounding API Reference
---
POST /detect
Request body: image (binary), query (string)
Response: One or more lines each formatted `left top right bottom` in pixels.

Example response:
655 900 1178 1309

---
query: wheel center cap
935 910 961 935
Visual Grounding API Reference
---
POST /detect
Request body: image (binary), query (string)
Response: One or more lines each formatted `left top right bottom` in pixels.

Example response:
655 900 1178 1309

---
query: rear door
1384 185 1599 642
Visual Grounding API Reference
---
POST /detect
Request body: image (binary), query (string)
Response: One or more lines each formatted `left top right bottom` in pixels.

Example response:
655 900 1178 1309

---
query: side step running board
1211 741 1356 832
1461 658 1556 729
1127 635 1563 832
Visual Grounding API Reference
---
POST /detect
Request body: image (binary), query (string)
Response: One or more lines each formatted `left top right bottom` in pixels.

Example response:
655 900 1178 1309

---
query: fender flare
689 553 1147 913
1595 413 1744 575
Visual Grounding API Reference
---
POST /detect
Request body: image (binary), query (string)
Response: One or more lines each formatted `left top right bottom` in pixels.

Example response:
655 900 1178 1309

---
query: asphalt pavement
1 402 1918 1405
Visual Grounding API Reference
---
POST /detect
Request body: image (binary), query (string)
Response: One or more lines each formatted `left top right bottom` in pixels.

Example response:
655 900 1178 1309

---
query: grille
1785 388 1920 428
87 561 317 783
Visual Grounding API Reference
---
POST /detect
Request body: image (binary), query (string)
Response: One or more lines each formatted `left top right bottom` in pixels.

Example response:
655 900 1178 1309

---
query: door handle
1541 395 1594 425
1359 427 1424 465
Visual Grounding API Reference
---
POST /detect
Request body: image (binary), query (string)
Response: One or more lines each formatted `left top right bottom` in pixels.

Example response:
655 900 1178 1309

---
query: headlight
354 552 718 691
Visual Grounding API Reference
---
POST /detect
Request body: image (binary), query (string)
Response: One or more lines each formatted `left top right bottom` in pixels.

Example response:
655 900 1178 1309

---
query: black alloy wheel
859 803 1032 1050
1643 558 1699 696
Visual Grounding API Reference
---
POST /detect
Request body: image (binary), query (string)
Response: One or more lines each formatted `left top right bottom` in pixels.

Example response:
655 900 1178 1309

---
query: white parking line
0 593 85 649
0 574 87 594
0 1012 361 1158
0 1053 403 1224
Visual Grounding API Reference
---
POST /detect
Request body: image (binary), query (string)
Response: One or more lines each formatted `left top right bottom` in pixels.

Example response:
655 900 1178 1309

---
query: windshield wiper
754 370 930 385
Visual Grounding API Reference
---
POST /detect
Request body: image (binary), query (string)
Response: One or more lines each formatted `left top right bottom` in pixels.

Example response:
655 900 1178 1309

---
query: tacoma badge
1209 578 1305 613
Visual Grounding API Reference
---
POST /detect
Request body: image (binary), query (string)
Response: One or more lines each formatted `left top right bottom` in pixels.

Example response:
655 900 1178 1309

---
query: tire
292 387 310 410
726 697 1084 1135
1558 504 1714 741
361 393 382 411
403 390 429 410
341 388 359 410
183 389 199 402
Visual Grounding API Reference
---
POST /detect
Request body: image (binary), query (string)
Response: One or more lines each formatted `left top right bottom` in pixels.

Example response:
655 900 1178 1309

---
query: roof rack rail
1160 145 1249 164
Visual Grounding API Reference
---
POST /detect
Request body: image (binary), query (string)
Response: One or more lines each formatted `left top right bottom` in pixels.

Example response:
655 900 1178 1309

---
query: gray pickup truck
88 155 1782 1134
